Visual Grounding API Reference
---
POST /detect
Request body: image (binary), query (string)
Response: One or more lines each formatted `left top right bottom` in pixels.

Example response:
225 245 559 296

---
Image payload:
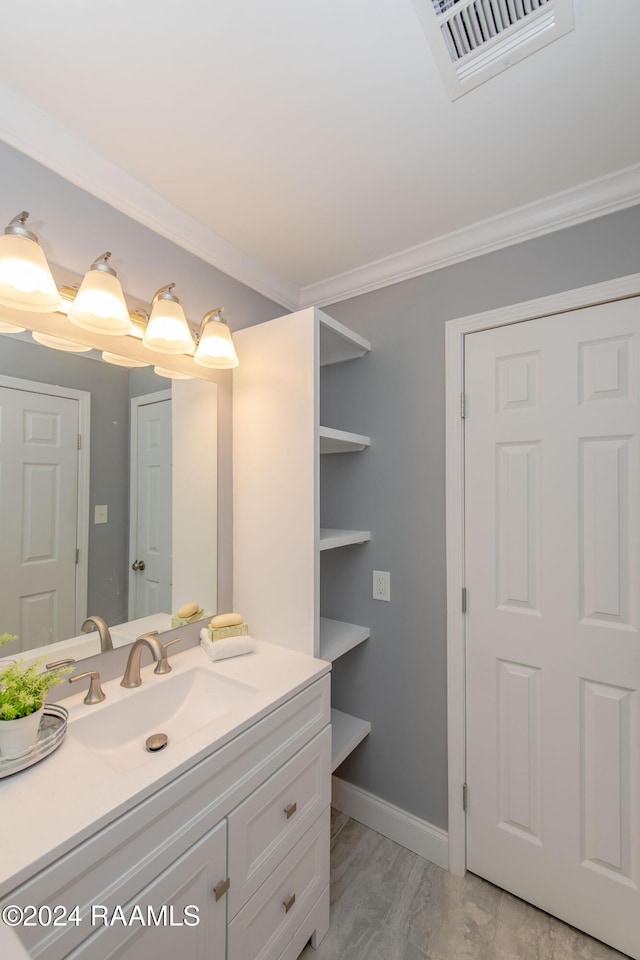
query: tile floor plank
300 812 627 960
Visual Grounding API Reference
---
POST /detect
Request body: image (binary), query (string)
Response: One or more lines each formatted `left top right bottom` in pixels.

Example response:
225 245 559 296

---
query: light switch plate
94 505 108 524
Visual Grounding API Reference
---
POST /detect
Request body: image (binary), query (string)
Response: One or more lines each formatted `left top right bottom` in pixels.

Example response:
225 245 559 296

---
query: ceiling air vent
412 0 574 99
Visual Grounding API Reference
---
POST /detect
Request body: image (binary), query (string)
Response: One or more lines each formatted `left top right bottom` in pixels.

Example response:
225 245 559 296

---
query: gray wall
321 204 640 831
0 140 287 612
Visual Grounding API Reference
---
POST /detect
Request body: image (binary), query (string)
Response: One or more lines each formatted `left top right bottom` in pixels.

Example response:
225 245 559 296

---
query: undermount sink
68 666 258 773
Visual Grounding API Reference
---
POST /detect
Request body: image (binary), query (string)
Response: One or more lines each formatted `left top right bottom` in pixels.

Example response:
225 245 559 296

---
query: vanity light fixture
0 212 61 313
0 318 27 333
31 330 92 353
102 352 150 368
153 365 194 380
142 284 195 355
68 252 132 335
0 208 241 375
193 308 239 369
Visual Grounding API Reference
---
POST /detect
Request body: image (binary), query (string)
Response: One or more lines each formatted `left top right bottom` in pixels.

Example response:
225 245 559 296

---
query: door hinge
461 587 468 613
463 783 468 811
460 392 467 419
75 548 79 565
77 434 82 450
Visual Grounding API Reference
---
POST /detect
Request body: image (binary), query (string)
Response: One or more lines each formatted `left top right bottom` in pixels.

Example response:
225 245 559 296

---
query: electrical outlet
372 570 390 602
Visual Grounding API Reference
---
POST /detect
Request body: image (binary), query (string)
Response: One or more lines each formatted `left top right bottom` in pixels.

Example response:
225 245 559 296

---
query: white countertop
0 640 330 896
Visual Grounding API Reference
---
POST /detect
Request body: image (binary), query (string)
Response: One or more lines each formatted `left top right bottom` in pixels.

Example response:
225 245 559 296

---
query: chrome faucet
120 631 180 688
81 615 113 652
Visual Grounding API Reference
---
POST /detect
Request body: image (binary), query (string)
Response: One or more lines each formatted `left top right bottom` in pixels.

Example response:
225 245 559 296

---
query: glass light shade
0 233 61 313
102 352 149 368
32 331 92 353
154 366 193 380
0 318 26 333
68 268 131 335
194 318 239 369
143 299 195 355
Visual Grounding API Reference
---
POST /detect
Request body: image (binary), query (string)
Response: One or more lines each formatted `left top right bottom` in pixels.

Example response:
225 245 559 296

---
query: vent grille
431 0 466 13
413 0 573 98
440 0 552 61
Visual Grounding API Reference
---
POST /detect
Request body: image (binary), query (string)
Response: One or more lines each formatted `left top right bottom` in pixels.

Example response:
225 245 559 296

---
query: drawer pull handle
283 893 296 914
284 802 297 820
213 877 230 901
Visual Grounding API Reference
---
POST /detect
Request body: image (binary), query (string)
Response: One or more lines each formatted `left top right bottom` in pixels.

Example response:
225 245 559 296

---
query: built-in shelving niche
233 307 373 776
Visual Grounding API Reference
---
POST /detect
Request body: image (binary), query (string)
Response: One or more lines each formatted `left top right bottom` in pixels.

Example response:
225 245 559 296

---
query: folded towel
200 629 255 661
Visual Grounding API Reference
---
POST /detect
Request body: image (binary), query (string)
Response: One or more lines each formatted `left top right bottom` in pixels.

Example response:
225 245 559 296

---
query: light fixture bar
1 210 240 379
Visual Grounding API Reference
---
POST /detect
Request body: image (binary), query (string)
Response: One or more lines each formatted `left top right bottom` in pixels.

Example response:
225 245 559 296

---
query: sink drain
145 733 168 753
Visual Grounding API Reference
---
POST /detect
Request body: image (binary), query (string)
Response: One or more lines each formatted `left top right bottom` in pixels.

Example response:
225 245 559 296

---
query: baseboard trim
331 776 449 871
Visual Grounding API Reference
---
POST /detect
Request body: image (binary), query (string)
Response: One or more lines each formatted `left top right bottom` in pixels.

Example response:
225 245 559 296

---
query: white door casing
0 382 86 651
446 273 640 882
464 297 640 956
129 392 172 619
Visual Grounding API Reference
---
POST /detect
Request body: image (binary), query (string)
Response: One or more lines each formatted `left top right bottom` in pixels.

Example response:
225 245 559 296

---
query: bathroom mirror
0 332 218 663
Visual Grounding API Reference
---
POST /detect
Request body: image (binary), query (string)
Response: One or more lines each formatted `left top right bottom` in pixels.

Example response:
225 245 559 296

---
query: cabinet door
68 821 227 960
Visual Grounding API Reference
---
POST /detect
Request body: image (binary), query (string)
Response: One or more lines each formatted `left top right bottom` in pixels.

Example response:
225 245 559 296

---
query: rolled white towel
200 628 255 661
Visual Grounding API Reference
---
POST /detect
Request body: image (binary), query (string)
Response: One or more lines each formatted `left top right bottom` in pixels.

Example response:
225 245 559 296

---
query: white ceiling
1 0 640 308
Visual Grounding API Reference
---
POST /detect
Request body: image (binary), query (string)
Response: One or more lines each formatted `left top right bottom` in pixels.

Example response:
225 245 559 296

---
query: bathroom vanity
0 642 331 960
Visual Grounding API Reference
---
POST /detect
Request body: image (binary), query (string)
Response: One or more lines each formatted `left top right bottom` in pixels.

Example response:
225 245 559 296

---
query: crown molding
298 163 640 308
0 85 299 311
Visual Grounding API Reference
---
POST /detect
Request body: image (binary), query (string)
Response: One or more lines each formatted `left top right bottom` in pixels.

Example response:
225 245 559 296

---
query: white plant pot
0 705 44 758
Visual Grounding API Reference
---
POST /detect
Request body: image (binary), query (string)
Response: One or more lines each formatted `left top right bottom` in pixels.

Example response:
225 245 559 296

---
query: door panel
465 297 640 958
0 386 78 650
130 397 172 618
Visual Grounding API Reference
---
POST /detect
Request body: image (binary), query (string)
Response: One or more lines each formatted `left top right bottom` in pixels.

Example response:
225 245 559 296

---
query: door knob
131 560 146 571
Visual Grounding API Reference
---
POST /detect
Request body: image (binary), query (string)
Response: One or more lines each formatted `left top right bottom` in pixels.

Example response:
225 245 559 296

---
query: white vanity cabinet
1 673 331 960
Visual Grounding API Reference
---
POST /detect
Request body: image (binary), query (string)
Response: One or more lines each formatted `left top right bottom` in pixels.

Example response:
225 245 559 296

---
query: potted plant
0 633 73 757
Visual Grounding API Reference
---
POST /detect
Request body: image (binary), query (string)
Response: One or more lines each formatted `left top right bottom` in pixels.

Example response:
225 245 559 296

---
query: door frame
445 271 640 877
128 389 172 620
0 373 91 634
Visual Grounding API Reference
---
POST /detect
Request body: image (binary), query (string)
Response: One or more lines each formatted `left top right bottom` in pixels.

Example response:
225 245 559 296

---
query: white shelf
319 618 369 661
319 426 370 454
319 313 371 366
319 528 371 551
331 708 371 772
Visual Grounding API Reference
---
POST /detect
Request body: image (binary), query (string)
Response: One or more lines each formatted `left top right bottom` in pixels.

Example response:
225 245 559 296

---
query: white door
464 297 640 957
129 394 172 618
0 385 78 652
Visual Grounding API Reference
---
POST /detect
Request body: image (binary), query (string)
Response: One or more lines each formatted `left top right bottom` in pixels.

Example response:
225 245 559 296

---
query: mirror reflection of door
0 380 87 654
129 391 172 619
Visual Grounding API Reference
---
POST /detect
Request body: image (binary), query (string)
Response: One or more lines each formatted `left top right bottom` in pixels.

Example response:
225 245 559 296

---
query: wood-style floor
300 810 627 960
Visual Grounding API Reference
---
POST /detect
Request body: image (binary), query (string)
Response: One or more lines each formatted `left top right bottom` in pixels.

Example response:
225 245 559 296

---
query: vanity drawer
228 806 329 960
228 726 330 917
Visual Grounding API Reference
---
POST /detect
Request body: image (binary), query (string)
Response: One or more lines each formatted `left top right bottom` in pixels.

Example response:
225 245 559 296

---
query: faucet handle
46 658 76 670
69 670 106 705
153 637 181 675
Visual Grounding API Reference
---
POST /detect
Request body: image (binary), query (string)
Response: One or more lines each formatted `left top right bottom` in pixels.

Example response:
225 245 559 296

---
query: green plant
0 634 73 721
